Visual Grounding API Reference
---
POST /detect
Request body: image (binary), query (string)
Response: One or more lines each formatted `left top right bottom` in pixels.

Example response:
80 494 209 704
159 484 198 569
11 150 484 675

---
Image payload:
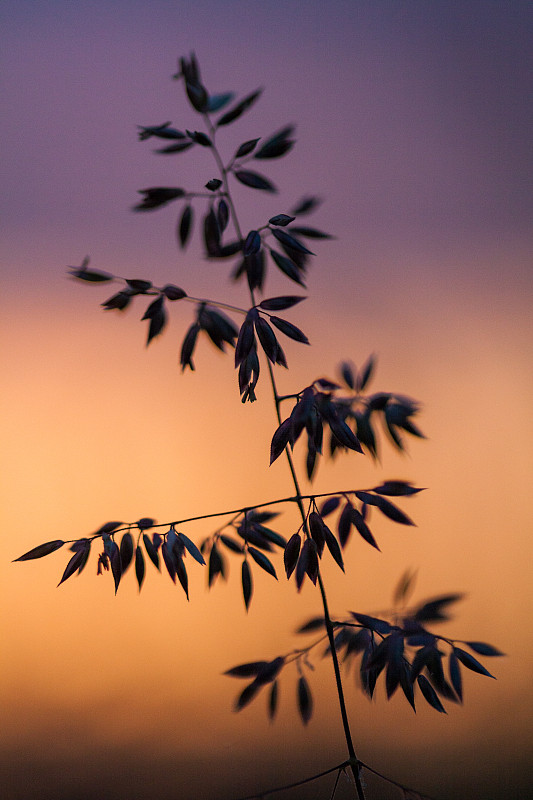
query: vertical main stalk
208 125 366 800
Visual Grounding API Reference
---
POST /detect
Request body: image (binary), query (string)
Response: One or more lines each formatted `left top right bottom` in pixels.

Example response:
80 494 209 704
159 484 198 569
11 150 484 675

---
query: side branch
42 488 402 544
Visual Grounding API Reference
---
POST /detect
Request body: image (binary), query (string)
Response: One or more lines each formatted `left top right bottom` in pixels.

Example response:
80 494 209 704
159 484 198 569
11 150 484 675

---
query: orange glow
2 5 532 800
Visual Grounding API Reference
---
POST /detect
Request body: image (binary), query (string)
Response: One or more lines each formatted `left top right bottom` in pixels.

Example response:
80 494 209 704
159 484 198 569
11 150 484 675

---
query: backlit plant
15 53 503 800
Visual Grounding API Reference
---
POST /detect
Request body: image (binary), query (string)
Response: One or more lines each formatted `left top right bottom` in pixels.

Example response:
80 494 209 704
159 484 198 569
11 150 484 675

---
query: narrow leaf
203 207 220 255
217 198 229 231
337 502 353 547
217 89 262 126
186 129 212 147
163 284 187 301
136 517 155 530
102 291 132 311
326 414 362 452
108 540 122 594
206 92 235 112
290 196 321 216
219 534 244 554
384 636 404 698
97 521 123 535
269 249 306 286
400 661 416 711
308 512 325 557
146 306 167 345
417 675 447 713
351 613 392 635
155 141 194 154
235 315 256 367
258 295 305 311
355 492 414 525
180 323 200 371
135 546 145 591
161 542 177 583
248 547 277 579
269 214 296 226
255 137 294 160
320 496 340 517
234 170 277 193
133 187 185 211
284 533 301 579
448 651 463 702
69 267 113 283
297 675 313 725
296 616 326 634
119 532 134 571
373 481 424 497
225 661 269 678
268 680 278 720
256 657 285 684
126 279 152 293
208 544 225 587
288 225 333 239
234 680 262 711
142 533 160 569
340 361 355 389
360 644 378 699
323 525 345 572
235 138 260 158
272 228 314 255
254 317 279 363
185 79 208 112
464 641 505 657
393 568 418 606
244 230 261 257
357 354 375 391
175 554 189 600
14 540 64 561
300 538 319 587
453 647 495 678
57 548 88 587
375 496 415 526
137 122 186 141
178 532 206 565
270 316 309 344
242 559 253 611
351 508 380 550
178 205 193 248
414 594 464 623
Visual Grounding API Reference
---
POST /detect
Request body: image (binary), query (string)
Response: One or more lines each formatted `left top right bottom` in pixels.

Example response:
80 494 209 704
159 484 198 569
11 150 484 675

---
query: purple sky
3 1 532 287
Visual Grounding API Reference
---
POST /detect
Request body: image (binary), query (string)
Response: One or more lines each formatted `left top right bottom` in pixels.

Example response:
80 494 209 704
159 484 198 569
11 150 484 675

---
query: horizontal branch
64 489 383 544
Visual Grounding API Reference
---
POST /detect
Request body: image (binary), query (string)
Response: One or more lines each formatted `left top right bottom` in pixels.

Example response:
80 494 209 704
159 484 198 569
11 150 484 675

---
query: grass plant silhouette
15 53 503 800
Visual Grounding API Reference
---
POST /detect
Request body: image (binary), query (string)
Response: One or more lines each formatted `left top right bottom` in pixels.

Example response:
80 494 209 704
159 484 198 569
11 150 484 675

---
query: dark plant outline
15 53 503 800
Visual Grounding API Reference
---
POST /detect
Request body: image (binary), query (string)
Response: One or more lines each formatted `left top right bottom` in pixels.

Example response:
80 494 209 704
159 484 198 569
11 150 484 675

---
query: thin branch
235 758 437 800
235 761 350 800
358 760 437 800
66 489 372 544
329 766 345 800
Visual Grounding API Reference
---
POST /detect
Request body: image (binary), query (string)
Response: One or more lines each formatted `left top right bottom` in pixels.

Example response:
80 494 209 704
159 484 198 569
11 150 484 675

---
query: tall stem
207 122 366 800
267 362 366 800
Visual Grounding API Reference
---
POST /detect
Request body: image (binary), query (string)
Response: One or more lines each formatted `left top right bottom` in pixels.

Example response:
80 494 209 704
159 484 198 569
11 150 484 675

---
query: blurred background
1 2 532 798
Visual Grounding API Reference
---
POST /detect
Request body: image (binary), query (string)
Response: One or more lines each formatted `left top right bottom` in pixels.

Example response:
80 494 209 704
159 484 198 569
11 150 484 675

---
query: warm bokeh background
2 2 532 799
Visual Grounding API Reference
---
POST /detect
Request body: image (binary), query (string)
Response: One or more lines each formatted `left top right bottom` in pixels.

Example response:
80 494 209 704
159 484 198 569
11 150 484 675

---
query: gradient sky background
2 2 532 799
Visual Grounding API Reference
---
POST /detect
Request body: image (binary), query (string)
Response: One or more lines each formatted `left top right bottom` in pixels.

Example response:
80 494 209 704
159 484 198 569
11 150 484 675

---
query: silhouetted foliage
16 52 502 800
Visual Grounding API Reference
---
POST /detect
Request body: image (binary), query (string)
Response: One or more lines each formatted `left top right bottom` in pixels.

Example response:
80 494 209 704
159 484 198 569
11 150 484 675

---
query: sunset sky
2 2 532 799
